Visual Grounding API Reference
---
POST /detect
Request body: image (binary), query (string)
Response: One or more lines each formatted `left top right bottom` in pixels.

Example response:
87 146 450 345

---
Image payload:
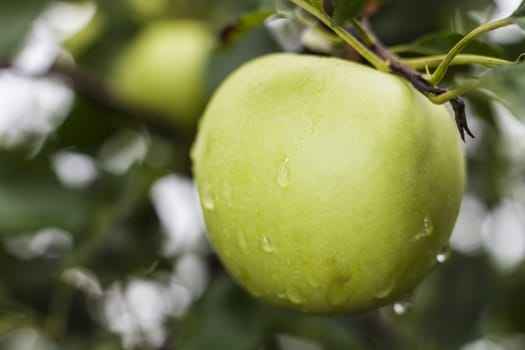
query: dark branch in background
322 0 334 17
0 59 194 148
347 19 475 141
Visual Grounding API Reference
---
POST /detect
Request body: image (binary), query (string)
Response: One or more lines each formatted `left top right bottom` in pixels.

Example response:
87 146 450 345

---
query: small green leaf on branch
332 0 368 25
391 32 504 57
219 11 272 48
320 0 368 24
457 62 525 119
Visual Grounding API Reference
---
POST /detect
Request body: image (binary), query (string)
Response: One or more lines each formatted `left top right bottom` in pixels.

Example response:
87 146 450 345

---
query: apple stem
348 19 475 141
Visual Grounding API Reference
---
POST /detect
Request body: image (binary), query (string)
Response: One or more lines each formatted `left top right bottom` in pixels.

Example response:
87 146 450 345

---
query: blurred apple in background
112 20 214 128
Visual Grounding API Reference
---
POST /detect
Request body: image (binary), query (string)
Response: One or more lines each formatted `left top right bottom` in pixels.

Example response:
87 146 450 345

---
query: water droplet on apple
374 280 395 299
436 245 451 263
393 299 412 316
423 215 433 233
277 157 290 188
261 235 274 253
286 284 303 304
326 276 352 307
237 232 248 253
201 182 215 210
414 215 433 240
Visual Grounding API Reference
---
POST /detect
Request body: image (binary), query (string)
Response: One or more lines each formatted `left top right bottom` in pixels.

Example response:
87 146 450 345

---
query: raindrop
393 300 412 316
200 182 214 210
423 215 433 234
261 235 274 253
277 157 290 188
436 246 451 264
414 215 434 240
286 284 303 304
374 280 395 300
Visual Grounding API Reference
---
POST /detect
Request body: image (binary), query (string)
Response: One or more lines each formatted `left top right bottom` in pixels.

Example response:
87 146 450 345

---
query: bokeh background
1 0 525 349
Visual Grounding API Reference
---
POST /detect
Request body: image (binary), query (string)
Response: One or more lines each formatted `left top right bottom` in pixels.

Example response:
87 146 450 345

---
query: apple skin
192 53 465 313
112 20 213 127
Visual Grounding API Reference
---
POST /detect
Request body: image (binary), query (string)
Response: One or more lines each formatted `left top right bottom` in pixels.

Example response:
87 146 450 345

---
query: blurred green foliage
1 0 525 349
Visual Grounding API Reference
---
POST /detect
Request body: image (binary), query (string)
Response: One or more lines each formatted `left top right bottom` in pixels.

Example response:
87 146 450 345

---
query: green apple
112 20 214 127
192 53 465 313
125 0 171 19
63 7 106 57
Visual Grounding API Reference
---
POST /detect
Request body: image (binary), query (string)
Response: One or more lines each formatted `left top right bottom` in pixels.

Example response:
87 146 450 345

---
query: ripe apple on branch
192 0 525 313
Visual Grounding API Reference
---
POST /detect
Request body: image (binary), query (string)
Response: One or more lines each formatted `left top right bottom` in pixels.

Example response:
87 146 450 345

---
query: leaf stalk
428 16 515 84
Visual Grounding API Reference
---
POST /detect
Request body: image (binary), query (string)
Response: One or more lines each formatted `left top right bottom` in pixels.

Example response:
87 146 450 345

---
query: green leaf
177 274 268 350
308 0 324 11
458 63 525 119
0 0 51 59
512 0 525 28
208 24 280 94
0 312 34 335
316 0 368 24
268 310 372 349
332 0 368 25
178 273 371 350
392 31 504 58
0 152 89 234
219 10 273 48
